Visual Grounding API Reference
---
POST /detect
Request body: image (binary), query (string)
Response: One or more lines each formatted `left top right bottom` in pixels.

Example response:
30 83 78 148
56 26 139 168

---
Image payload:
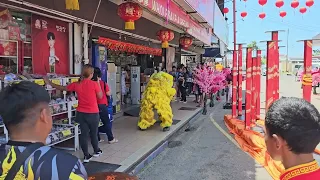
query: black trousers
180 86 187 102
76 112 100 156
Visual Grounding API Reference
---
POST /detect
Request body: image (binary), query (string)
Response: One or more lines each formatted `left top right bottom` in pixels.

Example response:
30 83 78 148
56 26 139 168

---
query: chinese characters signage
32 14 69 75
136 0 211 45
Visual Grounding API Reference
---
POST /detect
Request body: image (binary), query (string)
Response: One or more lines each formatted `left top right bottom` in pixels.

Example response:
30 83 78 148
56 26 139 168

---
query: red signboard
32 14 69 75
136 0 211 45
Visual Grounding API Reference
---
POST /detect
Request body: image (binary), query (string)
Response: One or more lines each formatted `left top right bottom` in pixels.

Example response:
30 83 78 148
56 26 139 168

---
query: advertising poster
32 14 69 75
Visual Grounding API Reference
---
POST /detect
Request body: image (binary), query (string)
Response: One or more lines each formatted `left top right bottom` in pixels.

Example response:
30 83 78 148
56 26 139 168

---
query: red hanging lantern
291 0 299 8
259 12 266 19
259 0 267 6
275 0 284 8
306 0 314 8
279 11 287 18
118 2 143 30
157 30 174 48
179 36 193 49
223 7 229 14
240 11 248 18
299 7 307 14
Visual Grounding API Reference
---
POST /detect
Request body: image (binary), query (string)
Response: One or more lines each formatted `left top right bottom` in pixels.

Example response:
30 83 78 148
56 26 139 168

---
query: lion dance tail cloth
138 72 176 130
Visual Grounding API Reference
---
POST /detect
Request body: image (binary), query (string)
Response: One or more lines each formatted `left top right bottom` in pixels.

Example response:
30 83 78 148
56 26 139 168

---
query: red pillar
238 44 243 116
256 50 262 119
266 41 275 111
271 32 280 100
303 40 313 102
252 56 257 124
245 48 252 128
232 50 238 118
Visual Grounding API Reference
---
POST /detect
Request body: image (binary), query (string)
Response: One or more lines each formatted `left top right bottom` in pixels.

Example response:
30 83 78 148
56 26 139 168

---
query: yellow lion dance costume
138 72 176 131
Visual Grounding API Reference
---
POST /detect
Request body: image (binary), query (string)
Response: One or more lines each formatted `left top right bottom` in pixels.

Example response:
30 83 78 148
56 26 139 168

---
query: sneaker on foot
183 101 187 103
109 139 119 144
163 127 170 132
93 150 103 157
83 154 93 163
99 139 104 143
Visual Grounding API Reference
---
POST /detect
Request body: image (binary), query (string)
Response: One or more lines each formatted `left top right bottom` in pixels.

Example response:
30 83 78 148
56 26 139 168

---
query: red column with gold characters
237 44 243 116
245 48 253 128
232 50 238 118
252 56 257 124
302 40 313 102
256 50 262 119
266 41 275 111
271 32 280 100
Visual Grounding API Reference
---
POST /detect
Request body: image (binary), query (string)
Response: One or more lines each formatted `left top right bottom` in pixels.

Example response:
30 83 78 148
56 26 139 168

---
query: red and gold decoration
237 44 243 116
275 0 284 8
266 41 275 112
258 0 267 6
157 30 174 48
179 36 193 49
291 0 299 9
302 40 313 102
259 12 266 19
279 11 286 18
232 50 238 118
251 56 257 124
299 6 307 14
256 50 262 119
245 48 253 128
118 2 143 30
306 0 314 8
240 11 248 18
223 7 229 14
66 0 80 10
271 31 280 101
97 37 162 56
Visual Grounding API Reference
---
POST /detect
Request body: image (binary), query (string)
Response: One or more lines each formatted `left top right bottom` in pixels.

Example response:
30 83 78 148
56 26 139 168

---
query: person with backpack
0 81 87 179
93 67 118 144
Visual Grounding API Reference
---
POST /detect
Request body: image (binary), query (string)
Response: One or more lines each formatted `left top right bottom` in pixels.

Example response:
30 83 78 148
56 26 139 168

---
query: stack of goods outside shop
0 8 83 150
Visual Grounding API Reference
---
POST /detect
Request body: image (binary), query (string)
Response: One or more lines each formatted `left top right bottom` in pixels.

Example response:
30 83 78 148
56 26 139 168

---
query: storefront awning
313 33 320 47
203 48 222 58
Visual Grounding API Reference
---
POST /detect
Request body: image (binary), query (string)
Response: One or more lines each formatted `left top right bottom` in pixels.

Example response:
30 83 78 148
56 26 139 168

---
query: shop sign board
136 0 211 45
32 14 69 75
213 1 228 45
184 0 214 28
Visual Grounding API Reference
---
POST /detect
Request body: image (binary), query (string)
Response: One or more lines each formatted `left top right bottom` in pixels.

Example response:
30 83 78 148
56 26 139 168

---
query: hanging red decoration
223 7 229 14
240 12 248 18
306 0 314 8
291 0 299 8
258 0 267 6
179 36 193 49
279 11 287 18
275 0 284 8
157 30 175 48
299 7 307 14
259 12 266 19
118 2 143 30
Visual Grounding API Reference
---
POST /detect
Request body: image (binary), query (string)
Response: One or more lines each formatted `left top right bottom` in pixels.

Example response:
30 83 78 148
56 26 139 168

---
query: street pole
286 29 289 72
231 0 238 118
300 40 313 102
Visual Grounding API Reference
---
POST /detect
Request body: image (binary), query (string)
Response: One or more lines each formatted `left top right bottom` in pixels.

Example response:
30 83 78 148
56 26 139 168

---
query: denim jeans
97 104 114 141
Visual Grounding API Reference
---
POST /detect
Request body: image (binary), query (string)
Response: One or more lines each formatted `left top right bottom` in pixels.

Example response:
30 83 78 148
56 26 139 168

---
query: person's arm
95 79 103 99
105 83 112 96
43 76 68 91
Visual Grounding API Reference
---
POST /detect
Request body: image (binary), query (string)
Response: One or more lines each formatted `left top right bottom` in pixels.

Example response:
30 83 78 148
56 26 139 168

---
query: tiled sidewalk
72 97 205 174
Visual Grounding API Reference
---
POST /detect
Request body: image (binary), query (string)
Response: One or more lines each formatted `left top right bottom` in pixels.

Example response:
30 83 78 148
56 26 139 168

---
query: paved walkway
72 97 204 174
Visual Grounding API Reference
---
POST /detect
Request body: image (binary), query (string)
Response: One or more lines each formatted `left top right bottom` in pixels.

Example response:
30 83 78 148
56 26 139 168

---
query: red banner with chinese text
232 50 238 118
238 44 243 116
272 32 279 100
303 40 313 102
245 48 252 128
266 41 275 111
252 57 257 124
256 50 262 119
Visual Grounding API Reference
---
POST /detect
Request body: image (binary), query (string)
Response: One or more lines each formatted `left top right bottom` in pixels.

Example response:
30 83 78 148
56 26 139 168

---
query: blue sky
225 0 320 58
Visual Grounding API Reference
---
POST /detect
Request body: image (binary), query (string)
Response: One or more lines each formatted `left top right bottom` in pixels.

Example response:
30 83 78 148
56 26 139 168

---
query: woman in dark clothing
179 67 188 103
44 65 103 163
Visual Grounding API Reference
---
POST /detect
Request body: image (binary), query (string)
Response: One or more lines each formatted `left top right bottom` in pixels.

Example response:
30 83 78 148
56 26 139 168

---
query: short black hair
172 66 176 69
265 97 320 154
47 32 55 40
92 67 102 81
0 81 50 129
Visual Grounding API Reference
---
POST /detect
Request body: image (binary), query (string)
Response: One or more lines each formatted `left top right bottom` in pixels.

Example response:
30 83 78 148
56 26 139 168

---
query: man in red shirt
264 97 320 180
93 67 118 144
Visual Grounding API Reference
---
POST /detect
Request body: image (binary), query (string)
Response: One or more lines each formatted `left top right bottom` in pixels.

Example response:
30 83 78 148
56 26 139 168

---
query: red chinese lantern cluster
241 11 248 18
275 0 284 8
118 2 143 30
259 0 267 6
300 7 307 14
259 12 266 19
223 7 229 14
291 0 299 8
179 36 193 49
98 37 162 56
279 11 287 18
306 0 314 8
157 30 174 48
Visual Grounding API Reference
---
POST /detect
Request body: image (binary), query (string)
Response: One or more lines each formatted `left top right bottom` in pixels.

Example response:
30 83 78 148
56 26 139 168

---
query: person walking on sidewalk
44 64 103 163
93 67 118 144
179 67 188 103
265 97 320 180
0 81 87 179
